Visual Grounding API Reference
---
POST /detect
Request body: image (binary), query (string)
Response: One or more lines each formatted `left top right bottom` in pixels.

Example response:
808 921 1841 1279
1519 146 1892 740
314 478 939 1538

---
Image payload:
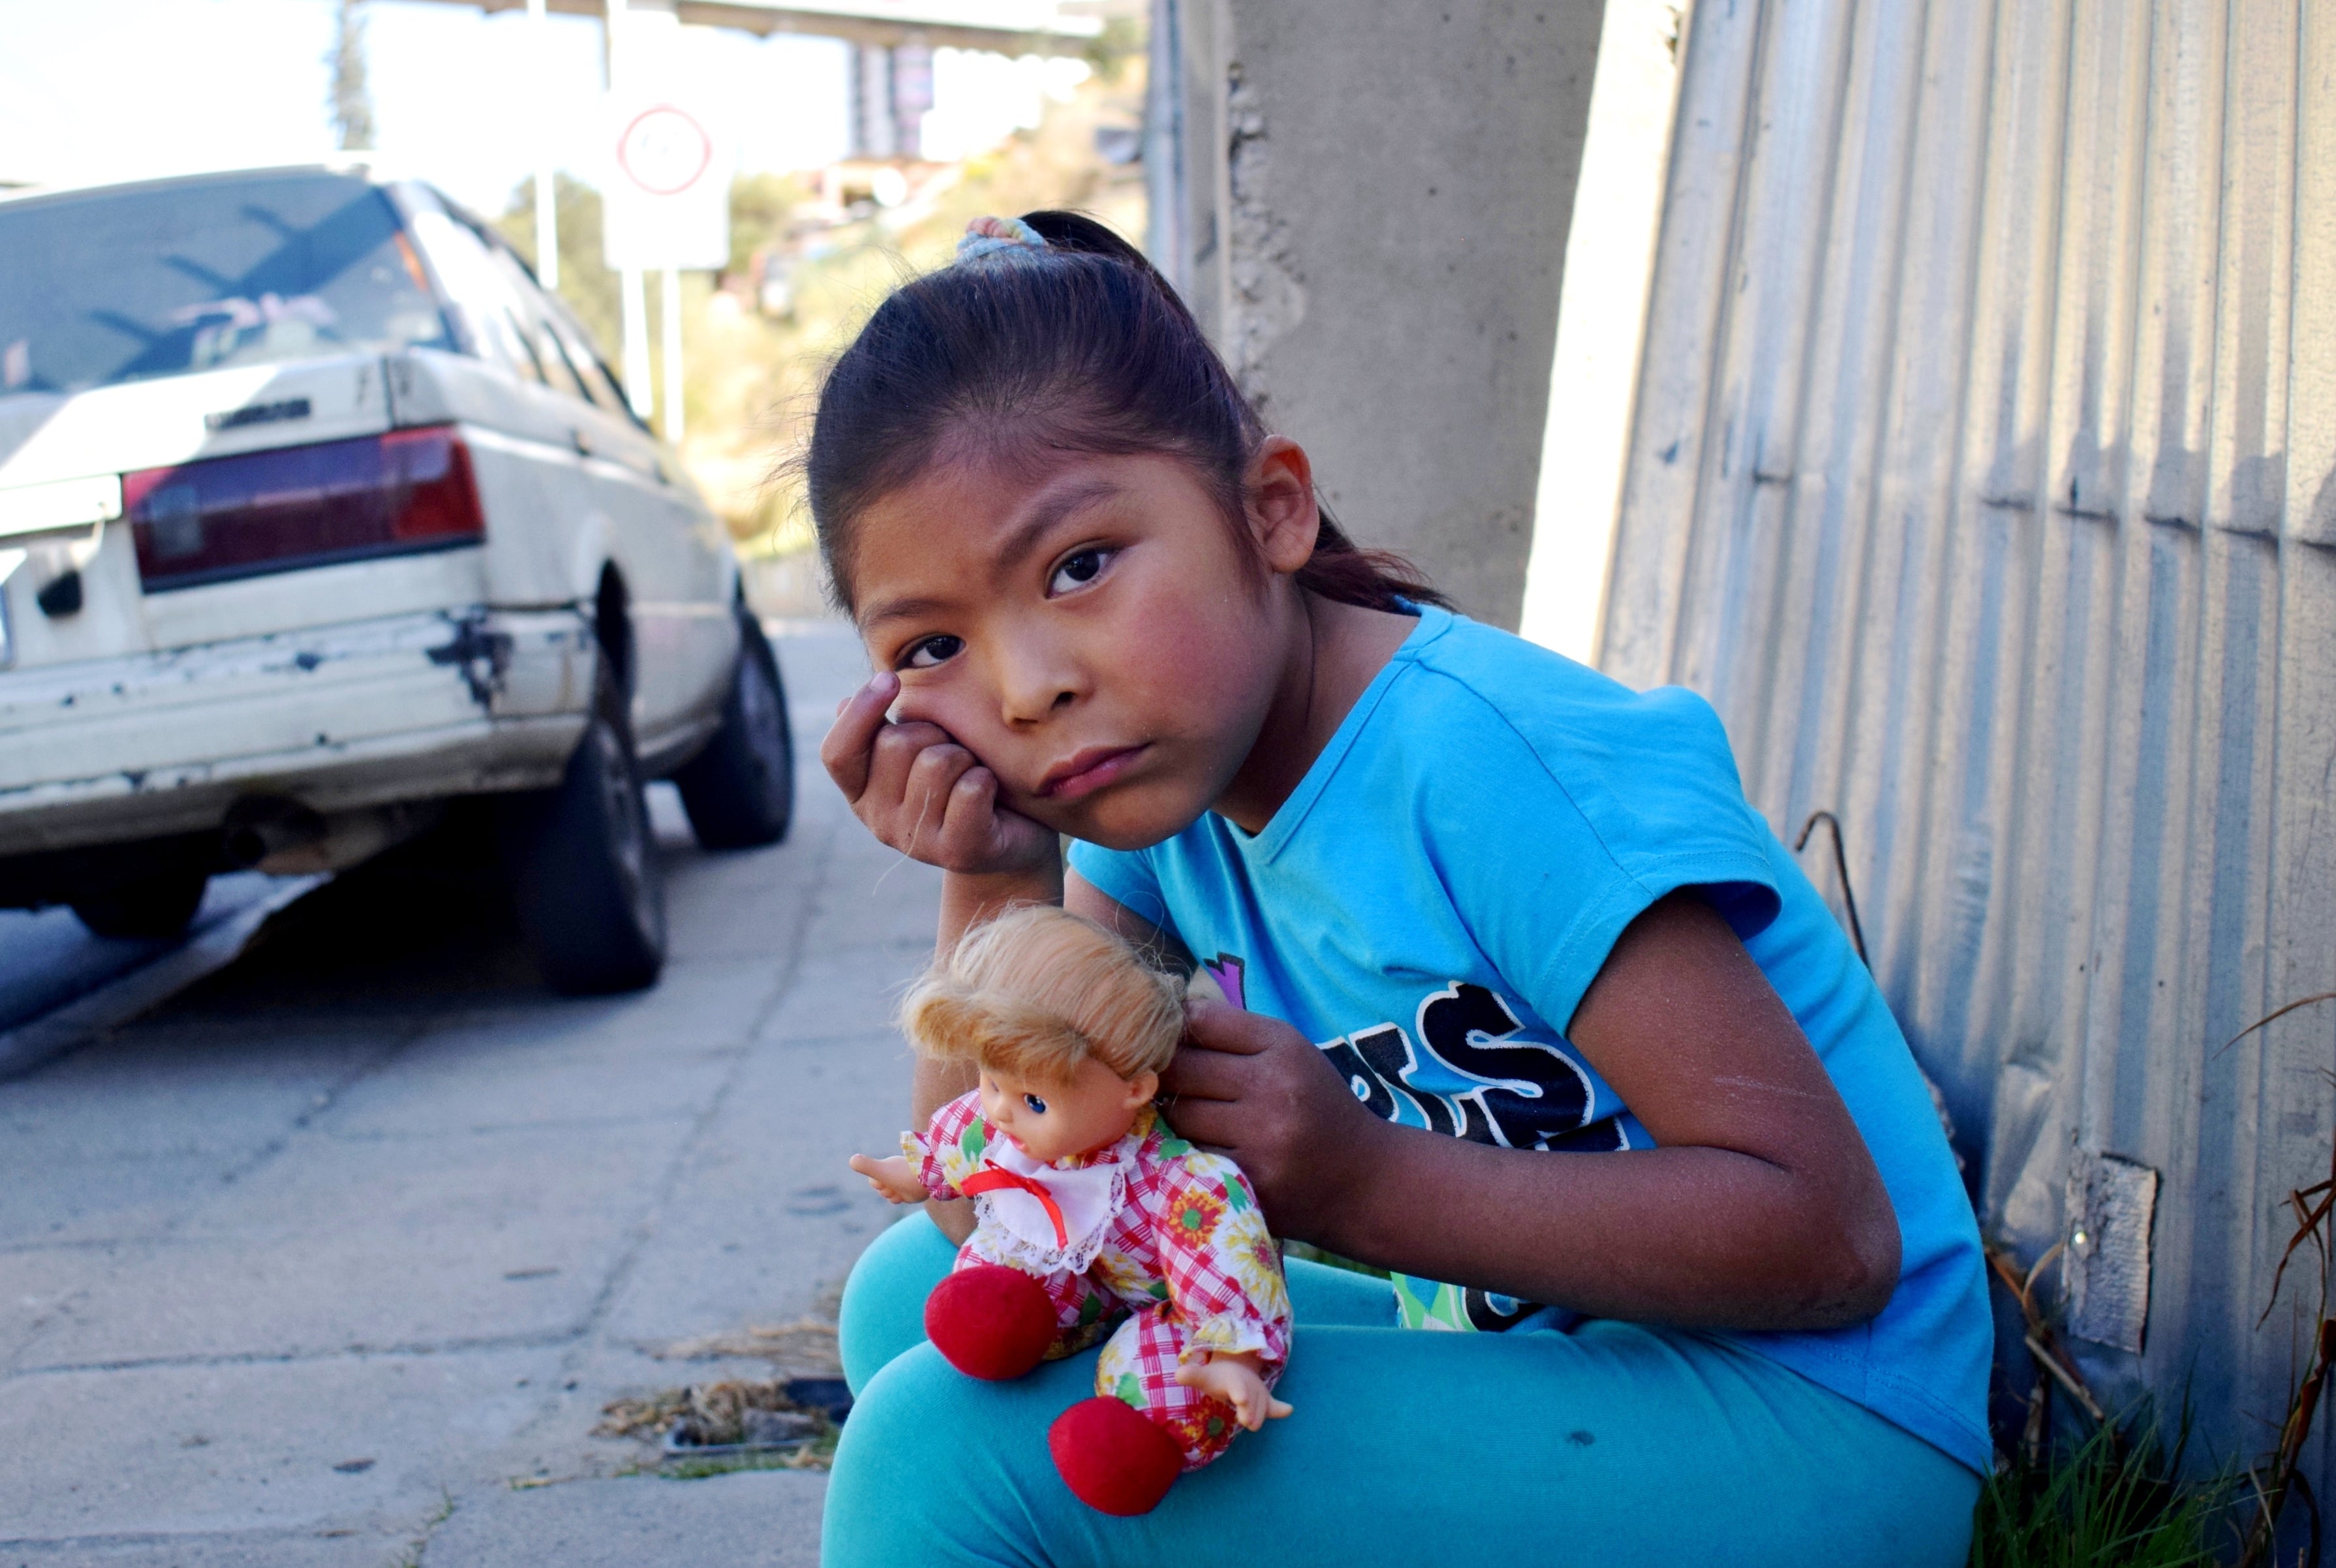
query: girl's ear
1121 1068 1161 1108
1245 437 1321 576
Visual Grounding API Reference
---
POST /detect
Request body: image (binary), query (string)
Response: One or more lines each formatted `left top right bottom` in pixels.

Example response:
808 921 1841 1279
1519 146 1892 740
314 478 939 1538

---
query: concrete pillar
1149 0 1604 629
848 44 897 159
892 38 934 160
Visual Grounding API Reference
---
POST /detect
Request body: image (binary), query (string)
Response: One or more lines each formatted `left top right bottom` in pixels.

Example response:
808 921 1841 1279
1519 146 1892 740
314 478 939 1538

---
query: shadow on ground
0 624 934 1568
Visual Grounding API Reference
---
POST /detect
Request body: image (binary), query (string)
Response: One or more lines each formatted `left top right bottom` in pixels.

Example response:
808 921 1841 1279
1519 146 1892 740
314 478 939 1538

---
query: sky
0 0 1083 215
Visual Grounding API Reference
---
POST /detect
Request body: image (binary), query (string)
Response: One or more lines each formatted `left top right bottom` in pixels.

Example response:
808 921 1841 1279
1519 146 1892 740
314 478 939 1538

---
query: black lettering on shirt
1413 983 1596 1150
1309 980 1633 1334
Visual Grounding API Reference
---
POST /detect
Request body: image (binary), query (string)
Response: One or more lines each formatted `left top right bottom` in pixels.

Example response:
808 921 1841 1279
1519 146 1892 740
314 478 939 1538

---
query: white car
0 164 793 992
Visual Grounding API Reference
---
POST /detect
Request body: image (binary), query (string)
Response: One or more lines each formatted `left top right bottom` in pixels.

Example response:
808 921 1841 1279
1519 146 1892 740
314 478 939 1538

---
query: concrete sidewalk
0 622 932 1567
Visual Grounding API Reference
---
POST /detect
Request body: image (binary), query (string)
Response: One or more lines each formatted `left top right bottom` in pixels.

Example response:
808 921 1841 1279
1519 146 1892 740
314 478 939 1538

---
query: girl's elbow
1849 1214 1903 1319
1806 1207 1901 1328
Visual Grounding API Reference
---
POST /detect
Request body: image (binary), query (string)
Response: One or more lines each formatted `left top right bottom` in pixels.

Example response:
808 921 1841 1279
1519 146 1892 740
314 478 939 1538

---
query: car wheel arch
592 566 635 709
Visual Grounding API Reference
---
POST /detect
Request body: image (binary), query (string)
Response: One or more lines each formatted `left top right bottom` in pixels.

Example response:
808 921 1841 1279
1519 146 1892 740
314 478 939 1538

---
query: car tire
673 611 794 850
69 869 209 940
504 668 666 994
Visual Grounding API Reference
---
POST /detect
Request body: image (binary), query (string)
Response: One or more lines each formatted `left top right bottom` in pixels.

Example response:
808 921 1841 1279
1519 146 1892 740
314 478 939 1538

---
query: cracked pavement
0 622 932 1567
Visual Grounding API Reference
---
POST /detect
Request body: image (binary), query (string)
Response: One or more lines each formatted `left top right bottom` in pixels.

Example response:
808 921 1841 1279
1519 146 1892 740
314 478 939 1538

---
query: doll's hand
822 673 1058 878
848 1154 927 1205
1173 1350 1291 1431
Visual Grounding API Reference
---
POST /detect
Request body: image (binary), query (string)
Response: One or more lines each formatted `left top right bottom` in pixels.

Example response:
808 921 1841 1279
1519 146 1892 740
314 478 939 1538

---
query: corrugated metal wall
1603 0 2336 1477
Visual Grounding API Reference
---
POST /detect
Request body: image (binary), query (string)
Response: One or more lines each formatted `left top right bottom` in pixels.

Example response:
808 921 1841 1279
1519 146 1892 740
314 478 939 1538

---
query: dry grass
653 1315 840 1376
595 1376 799 1445
596 1291 852 1475
596 1376 843 1477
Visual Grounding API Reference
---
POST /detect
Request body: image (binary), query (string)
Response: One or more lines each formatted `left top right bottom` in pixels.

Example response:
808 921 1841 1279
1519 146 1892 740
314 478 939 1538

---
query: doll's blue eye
1023 1094 1048 1115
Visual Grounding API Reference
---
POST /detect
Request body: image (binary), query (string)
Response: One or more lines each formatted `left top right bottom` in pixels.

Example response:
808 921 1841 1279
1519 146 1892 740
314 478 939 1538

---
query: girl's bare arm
823 672 1067 1242
1129 886 1902 1334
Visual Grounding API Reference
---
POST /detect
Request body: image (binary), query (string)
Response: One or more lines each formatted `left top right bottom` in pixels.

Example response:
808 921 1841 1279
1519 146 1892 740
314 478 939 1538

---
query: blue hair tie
957 215 1049 264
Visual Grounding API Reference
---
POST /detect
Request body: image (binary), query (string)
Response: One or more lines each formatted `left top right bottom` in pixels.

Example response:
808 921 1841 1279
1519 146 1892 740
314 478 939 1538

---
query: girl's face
847 448 1313 850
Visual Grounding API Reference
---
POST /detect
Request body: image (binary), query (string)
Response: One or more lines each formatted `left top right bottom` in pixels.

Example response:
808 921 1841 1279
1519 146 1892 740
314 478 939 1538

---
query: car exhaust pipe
222 799 444 876
221 798 328 869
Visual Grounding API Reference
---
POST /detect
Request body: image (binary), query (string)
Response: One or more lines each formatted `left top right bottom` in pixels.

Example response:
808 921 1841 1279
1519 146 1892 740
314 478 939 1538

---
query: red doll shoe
923 1264 1057 1381
1048 1396 1185 1516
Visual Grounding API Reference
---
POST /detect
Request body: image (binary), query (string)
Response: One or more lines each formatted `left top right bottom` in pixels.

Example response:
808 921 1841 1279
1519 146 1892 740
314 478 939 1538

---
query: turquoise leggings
825 1214 1978 1567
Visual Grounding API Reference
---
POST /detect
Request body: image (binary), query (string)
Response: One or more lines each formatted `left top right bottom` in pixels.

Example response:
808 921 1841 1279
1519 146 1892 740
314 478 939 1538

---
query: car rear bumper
0 606 594 855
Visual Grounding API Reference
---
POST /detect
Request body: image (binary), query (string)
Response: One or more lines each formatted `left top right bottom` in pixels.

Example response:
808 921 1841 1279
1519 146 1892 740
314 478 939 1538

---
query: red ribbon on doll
960 1166 1070 1249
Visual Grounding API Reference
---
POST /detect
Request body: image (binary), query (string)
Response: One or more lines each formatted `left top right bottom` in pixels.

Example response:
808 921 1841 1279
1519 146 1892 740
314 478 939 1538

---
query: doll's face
978 1056 1160 1164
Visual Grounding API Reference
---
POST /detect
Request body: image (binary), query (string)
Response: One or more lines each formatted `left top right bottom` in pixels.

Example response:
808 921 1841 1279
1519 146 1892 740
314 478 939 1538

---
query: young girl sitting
813 211 1991 1565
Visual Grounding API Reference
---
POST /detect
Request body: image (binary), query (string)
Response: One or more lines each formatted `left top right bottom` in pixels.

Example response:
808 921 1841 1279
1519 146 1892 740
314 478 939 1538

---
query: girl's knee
823 1344 1086 1568
838 1212 956 1392
824 1347 975 1568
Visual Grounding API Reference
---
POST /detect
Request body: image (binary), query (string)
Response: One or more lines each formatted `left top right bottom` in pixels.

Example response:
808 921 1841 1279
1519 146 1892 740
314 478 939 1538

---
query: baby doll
850 904 1294 1516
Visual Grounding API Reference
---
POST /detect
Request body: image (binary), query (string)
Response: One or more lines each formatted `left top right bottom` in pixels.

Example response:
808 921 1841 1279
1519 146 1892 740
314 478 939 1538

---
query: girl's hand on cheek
1160 999 1383 1244
822 673 1058 876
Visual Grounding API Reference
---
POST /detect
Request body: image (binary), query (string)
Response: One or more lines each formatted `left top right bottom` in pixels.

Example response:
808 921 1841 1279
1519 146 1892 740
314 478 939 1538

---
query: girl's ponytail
1019 210 1189 316
808 209 1450 617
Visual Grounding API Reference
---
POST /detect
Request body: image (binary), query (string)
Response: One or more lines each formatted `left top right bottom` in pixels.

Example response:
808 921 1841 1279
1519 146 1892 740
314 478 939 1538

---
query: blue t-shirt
1067 606 1991 1473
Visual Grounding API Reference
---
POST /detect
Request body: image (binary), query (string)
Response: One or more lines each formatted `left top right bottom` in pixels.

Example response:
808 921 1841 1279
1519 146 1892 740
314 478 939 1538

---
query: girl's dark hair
806 209 1447 615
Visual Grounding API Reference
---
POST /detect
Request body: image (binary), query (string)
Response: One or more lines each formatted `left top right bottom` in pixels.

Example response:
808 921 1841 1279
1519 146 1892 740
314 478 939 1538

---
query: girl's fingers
1150 1094 1240 1154
820 688 1052 878
860 720 956 830
1264 1396 1293 1421
902 743 977 852
940 763 998 842
1158 1044 1255 1104
819 671 900 800
937 768 1051 875
1182 998 1283 1056
939 760 992 817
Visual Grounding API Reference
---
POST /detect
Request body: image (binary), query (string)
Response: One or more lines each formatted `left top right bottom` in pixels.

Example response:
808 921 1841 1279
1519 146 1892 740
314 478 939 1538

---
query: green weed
1970 1422 2232 1568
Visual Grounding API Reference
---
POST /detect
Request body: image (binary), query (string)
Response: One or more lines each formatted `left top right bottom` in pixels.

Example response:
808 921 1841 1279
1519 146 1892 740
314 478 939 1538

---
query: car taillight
125 425 484 592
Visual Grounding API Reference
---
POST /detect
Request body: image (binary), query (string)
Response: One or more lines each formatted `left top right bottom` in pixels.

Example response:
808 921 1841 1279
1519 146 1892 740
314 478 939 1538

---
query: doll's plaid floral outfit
906 1092 1292 1468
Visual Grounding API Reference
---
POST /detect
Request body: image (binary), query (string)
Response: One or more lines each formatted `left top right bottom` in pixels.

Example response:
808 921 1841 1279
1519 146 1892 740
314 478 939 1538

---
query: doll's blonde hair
900 904 1184 1086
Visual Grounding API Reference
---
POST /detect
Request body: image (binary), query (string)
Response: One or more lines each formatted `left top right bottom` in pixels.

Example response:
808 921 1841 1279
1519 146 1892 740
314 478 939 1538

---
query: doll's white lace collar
967 1131 1131 1276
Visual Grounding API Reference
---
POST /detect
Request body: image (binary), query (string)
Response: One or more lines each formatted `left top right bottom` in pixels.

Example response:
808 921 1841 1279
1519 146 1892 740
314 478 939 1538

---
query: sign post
528 0 558 289
621 268 653 420
602 93 730 439
661 268 684 442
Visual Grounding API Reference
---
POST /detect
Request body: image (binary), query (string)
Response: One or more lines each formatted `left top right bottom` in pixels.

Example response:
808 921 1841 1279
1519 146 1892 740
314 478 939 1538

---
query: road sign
601 97 731 271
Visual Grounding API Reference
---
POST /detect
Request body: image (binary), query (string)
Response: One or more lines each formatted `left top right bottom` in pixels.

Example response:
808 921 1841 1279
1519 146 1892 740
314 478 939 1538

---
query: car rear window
0 172 453 400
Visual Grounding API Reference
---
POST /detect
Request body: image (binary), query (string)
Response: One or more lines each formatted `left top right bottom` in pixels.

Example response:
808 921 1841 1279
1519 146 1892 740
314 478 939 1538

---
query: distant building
848 38 936 161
